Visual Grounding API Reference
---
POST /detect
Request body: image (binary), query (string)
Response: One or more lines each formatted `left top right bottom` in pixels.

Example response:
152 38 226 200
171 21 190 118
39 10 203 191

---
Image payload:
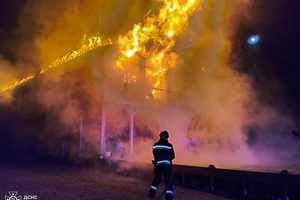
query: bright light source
248 35 260 45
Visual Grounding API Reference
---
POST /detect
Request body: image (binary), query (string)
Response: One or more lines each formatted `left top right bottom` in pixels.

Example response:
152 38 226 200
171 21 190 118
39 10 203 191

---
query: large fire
118 0 199 57
1 0 201 97
117 0 200 98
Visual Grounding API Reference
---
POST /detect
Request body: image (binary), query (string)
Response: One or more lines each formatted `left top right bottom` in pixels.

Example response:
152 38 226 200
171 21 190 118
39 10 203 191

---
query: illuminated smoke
0 0 299 170
0 58 18 103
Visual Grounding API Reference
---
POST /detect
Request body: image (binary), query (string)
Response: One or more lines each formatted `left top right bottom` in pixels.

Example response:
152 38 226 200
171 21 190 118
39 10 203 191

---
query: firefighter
149 130 175 200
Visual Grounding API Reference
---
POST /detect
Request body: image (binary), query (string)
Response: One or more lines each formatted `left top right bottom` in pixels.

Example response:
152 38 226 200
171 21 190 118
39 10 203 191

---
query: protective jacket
152 139 175 165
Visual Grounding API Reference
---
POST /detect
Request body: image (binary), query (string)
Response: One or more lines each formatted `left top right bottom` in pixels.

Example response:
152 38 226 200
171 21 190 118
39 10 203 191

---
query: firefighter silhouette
149 130 175 200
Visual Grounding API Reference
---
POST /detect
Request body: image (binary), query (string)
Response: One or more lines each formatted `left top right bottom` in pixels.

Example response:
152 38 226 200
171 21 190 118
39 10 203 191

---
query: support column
124 106 139 155
100 104 106 157
208 164 216 192
283 182 289 200
243 179 248 196
79 114 84 156
209 176 214 192
281 170 289 200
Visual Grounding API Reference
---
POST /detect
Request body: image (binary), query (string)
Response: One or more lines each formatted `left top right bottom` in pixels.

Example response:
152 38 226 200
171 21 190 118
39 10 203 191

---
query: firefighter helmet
159 130 169 139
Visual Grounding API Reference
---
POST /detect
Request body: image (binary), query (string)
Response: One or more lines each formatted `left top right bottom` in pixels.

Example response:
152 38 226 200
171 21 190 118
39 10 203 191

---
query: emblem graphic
5 191 22 200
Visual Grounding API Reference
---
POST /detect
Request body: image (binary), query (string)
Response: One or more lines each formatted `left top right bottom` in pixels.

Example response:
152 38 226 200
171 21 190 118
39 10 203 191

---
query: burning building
1 0 299 171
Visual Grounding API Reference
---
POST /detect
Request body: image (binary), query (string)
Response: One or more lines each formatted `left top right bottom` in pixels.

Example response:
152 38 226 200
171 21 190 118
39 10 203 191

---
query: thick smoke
0 58 17 104
151 0 260 167
0 0 299 171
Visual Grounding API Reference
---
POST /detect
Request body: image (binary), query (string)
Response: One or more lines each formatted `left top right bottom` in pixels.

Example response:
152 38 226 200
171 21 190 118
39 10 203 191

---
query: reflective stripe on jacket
152 139 175 165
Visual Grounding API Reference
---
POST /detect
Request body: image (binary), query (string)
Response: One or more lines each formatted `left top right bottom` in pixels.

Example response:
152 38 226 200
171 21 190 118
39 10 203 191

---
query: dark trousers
149 164 173 200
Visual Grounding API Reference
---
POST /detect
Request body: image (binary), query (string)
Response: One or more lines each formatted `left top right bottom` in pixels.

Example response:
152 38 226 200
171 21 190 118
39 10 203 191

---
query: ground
0 160 233 200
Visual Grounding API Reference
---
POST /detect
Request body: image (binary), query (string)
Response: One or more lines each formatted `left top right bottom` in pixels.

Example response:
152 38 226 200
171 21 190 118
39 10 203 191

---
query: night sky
0 0 25 61
231 0 300 122
0 0 300 122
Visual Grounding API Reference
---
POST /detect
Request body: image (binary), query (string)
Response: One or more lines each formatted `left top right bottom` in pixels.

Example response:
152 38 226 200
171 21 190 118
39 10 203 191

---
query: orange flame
117 0 200 98
118 0 199 57
1 0 200 97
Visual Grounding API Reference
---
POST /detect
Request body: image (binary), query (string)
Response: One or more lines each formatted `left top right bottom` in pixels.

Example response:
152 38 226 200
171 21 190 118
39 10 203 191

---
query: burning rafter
1 37 114 93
